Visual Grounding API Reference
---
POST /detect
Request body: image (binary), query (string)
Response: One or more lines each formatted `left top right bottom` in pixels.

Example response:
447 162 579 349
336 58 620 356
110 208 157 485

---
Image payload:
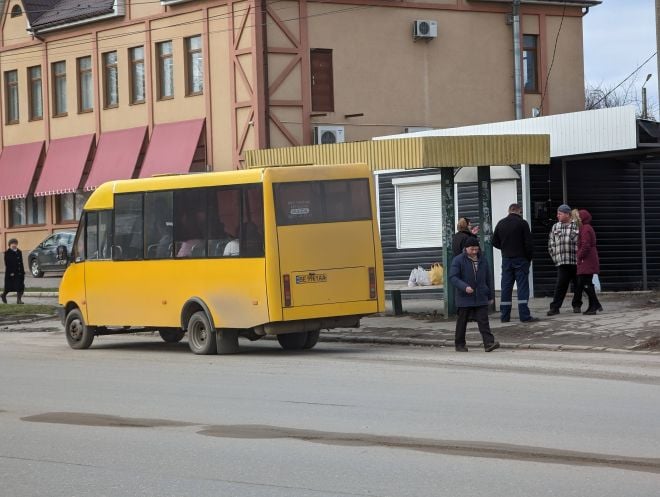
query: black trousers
550 264 582 311
455 305 496 347
575 274 601 311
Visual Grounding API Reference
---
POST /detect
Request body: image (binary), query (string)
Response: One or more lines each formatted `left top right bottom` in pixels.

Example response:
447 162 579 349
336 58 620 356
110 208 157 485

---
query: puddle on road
198 424 660 475
21 412 193 428
21 412 660 474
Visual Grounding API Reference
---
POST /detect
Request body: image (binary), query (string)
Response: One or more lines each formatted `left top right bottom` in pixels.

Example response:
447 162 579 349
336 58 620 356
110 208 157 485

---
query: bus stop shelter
244 135 550 315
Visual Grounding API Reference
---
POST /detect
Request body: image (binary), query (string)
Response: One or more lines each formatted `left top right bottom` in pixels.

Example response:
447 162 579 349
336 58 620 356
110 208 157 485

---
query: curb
317 334 660 355
23 292 58 298
0 314 58 326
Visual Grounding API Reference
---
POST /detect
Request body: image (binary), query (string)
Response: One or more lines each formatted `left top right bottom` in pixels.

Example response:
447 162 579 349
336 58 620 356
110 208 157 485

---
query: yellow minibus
58 163 384 354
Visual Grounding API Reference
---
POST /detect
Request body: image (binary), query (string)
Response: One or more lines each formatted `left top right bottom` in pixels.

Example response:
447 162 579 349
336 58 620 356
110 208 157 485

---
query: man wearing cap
547 204 582 315
448 237 500 352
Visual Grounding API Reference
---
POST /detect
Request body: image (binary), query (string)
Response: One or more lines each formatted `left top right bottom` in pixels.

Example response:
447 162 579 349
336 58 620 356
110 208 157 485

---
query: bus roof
83 163 371 210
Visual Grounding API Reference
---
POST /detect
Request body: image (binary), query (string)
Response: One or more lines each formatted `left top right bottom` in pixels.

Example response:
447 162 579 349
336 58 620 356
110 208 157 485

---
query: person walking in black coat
2 238 25 304
449 238 500 353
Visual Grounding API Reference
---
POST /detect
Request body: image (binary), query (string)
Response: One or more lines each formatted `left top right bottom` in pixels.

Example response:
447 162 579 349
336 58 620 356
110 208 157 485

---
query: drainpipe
512 0 523 120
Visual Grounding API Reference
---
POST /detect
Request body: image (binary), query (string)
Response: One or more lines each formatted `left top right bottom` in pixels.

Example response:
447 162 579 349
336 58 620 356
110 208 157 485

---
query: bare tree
585 74 657 120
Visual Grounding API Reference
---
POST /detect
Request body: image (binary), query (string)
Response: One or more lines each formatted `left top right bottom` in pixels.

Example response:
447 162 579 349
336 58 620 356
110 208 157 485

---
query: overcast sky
583 0 658 117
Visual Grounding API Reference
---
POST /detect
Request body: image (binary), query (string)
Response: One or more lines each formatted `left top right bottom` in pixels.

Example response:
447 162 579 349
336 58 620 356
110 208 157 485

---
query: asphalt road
1 331 660 497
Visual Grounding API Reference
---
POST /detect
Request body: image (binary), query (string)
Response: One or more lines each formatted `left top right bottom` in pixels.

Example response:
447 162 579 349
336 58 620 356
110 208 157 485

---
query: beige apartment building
0 0 598 253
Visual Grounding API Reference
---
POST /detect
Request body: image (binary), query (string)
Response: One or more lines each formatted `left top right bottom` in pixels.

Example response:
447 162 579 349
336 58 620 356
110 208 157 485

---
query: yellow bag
429 262 443 286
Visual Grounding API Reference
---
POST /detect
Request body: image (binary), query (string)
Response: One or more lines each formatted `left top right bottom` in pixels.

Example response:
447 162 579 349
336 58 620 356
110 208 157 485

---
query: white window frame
393 174 443 249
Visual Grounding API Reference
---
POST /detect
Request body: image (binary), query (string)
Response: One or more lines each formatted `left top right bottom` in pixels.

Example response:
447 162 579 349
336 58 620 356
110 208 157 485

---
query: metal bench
385 280 444 316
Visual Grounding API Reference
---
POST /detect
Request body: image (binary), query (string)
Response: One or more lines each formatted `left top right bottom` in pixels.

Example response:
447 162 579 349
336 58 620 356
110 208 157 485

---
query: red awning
139 119 205 178
84 126 147 191
34 134 95 196
0 141 45 200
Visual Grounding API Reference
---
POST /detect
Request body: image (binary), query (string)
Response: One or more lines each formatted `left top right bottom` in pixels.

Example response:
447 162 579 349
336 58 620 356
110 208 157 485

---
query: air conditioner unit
314 126 345 145
413 20 438 40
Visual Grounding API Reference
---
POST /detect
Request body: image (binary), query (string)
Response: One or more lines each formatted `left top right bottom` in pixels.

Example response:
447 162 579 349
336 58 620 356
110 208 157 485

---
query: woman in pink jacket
576 209 602 315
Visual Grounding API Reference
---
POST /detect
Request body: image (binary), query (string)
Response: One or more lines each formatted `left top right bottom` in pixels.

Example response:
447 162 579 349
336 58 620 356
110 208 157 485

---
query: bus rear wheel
187 311 216 355
303 330 320 349
159 329 185 343
277 330 319 351
65 309 95 350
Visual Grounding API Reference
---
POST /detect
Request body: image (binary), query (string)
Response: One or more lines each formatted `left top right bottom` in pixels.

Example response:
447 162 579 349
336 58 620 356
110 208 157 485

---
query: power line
590 51 658 109
538 0 567 116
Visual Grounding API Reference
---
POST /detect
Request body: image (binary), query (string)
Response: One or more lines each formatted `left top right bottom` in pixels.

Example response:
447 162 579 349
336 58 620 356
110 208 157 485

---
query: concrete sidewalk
325 292 660 353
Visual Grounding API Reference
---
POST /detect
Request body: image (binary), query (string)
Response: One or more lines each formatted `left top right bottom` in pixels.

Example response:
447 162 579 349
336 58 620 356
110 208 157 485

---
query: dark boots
16 292 24 305
1 292 6 304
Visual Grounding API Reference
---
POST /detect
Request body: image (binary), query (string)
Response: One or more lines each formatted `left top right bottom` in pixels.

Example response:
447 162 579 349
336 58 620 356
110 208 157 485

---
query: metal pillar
640 162 648 291
521 163 534 298
477 166 496 310
441 167 456 317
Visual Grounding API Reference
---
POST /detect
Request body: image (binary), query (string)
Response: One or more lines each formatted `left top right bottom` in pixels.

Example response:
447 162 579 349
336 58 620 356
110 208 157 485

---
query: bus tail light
368 267 377 299
283 274 292 307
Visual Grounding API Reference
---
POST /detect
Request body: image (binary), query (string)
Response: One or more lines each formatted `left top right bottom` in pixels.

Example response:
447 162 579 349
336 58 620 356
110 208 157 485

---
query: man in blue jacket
449 237 500 352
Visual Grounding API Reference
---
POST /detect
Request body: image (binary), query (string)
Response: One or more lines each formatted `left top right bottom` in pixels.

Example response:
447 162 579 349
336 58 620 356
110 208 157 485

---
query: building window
393 176 443 249
310 49 334 112
157 41 174 99
523 35 539 93
103 51 118 108
129 46 145 104
28 66 43 120
185 35 203 96
11 5 22 17
77 56 93 113
9 196 46 227
58 191 89 223
4 70 19 124
52 61 67 116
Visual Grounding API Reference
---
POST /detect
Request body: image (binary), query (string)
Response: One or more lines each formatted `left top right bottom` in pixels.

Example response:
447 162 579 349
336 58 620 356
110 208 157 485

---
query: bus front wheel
159 329 185 343
65 309 95 350
187 311 217 355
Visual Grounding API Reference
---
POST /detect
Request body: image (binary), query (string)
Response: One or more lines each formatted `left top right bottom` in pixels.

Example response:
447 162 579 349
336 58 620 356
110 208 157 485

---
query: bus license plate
296 273 327 284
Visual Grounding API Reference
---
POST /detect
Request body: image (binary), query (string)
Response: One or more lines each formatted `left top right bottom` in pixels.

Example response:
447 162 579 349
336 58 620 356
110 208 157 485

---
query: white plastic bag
592 274 601 293
415 266 431 286
407 267 419 287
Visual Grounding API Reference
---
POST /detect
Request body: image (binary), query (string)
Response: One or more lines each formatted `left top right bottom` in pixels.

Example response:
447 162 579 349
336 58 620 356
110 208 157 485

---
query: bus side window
145 192 173 259
86 212 99 260
98 211 113 260
113 194 144 261
174 189 207 258
73 215 87 261
242 186 264 257
208 187 240 257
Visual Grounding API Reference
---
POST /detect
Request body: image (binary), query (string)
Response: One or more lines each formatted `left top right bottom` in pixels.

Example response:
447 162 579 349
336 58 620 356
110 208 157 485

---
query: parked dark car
27 232 75 277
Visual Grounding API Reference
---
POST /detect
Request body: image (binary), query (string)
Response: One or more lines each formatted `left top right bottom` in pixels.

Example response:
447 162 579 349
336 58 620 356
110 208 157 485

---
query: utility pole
657 0 660 105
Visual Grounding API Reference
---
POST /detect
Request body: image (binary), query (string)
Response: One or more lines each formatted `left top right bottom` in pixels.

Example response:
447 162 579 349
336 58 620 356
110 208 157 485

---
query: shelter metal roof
244 135 550 171
378 107 639 159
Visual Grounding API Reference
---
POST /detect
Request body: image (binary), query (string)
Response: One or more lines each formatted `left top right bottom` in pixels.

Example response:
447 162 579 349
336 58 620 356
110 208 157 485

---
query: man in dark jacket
492 203 537 323
449 238 500 352
2 238 25 304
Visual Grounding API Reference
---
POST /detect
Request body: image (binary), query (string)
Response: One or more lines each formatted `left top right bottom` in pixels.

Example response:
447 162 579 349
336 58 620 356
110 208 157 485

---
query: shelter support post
441 167 456 317
640 162 648 291
521 163 534 298
477 166 496 311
